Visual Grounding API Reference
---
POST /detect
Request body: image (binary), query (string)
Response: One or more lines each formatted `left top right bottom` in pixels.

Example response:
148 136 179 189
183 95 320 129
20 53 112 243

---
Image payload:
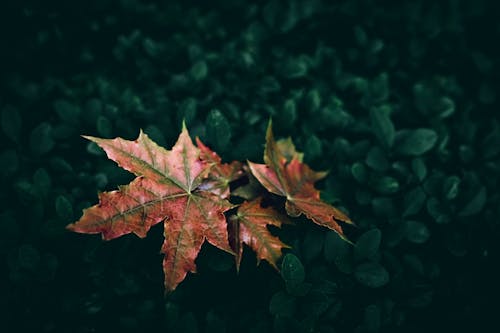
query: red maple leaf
67 124 234 292
228 198 290 271
248 122 353 240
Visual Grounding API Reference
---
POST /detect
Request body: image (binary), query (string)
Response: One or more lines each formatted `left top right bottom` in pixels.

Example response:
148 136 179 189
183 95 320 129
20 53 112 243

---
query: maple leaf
228 198 290 272
248 122 353 240
66 124 234 292
196 137 243 199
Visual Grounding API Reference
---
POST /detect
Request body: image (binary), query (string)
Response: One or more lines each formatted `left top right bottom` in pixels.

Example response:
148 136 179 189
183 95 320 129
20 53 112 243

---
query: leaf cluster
67 121 352 292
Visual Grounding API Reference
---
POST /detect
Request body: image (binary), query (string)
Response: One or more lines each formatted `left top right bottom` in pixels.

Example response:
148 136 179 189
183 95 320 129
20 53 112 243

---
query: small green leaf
305 89 321 112
55 195 73 220
96 115 113 138
269 291 297 316
278 99 297 129
371 176 399 194
369 105 395 149
281 57 308 78
411 158 427 182
324 231 352 273
305 135 322 161
365 146 389 171
54 99 80 124
435 96 455 118
30 122 55 155
177 98 197 126
405 221 430 244
190 60 208 81
206 109 231 151
33 168 51 197
458 186 487 217
281 253 305 291
354 228 382 261
442 176 460 200
371 197 396 218
384 221 407 248
403 187 427 217
354 262 389 288
395 129 438 156
351 162 367 183
426 197 450 224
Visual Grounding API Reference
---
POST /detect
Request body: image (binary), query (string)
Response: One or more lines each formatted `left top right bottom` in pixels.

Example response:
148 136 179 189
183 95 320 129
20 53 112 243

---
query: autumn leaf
228 198 290 271
248 122 353 240
67 124 234 292
196 137 243 199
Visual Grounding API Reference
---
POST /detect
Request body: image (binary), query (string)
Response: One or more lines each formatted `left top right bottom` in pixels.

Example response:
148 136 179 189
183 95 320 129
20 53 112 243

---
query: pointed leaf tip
250 125 353 242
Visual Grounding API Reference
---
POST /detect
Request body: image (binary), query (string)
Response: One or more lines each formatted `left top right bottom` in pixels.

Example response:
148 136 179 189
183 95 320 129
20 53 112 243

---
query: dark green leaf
458 186 487 217
281 253 305 293
354 262 389 288
355 228 382 261
371 176 399 194
442 176 460 200
190 60 208 81
369 105 395 149
405 221 430 244
324 231 353 273
351 162 367 183
278 99 297 129
96 115 113 138
384 221 407 248
395 129 438 156
269 291 296 316
305 135 322 160
30 122 55 155
371 197 396 218
365 146 389 171
55 195 73 220
206 109 231 151
281 57 308 78
426 197 450 224
411 157 427 182
177 98 197 126
54 99 80 124
403 187 427 217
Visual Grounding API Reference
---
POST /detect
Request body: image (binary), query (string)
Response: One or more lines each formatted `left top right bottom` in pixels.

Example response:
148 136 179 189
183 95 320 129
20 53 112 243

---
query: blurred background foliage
0 0 499 332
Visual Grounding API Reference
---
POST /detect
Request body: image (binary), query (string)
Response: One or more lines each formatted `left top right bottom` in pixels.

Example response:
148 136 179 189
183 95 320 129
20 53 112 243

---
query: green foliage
1 0 497 332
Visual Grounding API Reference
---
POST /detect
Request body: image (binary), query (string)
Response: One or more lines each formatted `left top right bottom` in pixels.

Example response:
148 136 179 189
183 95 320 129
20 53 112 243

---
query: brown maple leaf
228 198 290 271
66 124 234 292
248 122 353 240
196 137 243 199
